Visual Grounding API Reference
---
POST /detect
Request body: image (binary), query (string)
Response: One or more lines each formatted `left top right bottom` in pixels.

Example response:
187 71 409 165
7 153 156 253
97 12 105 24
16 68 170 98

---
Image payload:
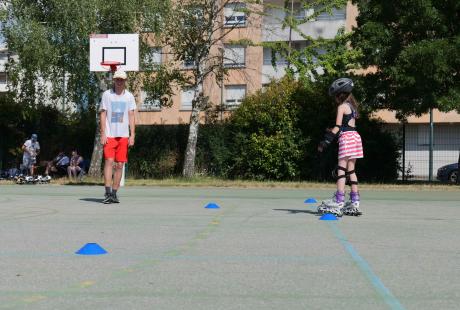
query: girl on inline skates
317 78 363 216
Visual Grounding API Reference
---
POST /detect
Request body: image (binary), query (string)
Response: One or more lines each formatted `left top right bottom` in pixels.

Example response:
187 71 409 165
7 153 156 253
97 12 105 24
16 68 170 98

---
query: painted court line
328 222 406 310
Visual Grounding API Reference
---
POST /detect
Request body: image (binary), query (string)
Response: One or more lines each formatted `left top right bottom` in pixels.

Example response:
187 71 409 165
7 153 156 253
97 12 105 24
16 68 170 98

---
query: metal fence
392 123 460 182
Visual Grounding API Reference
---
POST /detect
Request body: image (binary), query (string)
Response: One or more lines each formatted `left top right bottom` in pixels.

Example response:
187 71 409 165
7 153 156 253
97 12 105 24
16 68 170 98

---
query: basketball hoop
100 61 121 73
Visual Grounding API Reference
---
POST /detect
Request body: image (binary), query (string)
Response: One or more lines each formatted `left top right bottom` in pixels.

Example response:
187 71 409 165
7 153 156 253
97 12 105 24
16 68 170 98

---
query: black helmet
328 78 354 97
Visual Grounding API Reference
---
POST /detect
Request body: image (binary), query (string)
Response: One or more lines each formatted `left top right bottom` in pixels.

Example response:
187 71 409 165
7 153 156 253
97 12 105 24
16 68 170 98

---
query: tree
350 0 460 117
2 0 169 176
142 0 255 178
229 78 306 180
255 0 356 79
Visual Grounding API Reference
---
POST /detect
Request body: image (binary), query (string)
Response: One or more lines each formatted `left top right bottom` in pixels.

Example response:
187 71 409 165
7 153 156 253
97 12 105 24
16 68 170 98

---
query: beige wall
373 109 460 124
346 1 358 31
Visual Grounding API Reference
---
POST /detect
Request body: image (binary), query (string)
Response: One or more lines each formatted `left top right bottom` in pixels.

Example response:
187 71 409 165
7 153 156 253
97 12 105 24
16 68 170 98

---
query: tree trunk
88 114 104 178
88 77 107 178
182 106 200 178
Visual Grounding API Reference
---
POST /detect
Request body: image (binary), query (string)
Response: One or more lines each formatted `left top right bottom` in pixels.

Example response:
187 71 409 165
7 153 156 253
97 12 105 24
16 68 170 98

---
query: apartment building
135 1 358 125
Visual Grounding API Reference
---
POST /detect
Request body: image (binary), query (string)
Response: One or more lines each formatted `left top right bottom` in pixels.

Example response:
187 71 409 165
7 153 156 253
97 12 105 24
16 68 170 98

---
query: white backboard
90 33 139 72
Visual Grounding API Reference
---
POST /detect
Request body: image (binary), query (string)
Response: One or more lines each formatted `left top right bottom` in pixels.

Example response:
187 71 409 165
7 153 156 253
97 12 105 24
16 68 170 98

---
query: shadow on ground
79 198 104 203
273 209 320 216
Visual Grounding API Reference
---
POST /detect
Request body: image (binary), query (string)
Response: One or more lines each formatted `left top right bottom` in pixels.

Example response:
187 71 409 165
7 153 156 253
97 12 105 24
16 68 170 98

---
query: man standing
22 134 40 176
100 70 136 204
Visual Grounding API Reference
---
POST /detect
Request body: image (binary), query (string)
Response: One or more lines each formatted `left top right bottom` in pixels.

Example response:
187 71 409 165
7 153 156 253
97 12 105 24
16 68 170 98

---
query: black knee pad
345 169 358 185
332 166 347 180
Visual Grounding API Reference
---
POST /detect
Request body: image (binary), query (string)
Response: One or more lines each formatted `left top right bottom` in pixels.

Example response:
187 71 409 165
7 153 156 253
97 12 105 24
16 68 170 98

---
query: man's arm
128 110 135 147
100 110 107 145
22 141 29 153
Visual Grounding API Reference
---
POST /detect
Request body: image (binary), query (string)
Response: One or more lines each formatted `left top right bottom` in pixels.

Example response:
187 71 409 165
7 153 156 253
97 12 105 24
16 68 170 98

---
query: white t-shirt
100 89 136 138
23 140 40 159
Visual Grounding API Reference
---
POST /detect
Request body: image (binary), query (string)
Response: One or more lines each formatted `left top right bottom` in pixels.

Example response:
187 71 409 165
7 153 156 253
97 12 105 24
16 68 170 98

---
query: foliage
229 78 307 179
2 0 169 110
258 0 361 82
351 0 460 116
128 125 188 178
196 124 234 177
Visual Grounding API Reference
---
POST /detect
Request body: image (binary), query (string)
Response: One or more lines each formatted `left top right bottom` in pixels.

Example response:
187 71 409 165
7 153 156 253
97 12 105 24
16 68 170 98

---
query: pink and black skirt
338 131 364 159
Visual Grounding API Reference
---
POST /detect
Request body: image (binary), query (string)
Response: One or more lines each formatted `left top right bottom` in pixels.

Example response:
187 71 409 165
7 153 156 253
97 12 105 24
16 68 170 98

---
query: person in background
67 150 83 181
45 150 69 176
22 134 40 176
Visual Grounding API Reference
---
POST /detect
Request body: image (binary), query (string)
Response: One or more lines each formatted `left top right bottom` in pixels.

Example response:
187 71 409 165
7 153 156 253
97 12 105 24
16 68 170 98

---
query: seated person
67 150 83 181
45 151 70 176
77 158 90 180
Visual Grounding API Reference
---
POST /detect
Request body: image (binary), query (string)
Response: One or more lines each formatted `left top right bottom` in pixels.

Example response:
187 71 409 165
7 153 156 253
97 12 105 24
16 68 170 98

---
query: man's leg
112 162 123 190
111 138 128 203
102 158 114 203
104 159 114 187
45 162 51 175
110 162 123 203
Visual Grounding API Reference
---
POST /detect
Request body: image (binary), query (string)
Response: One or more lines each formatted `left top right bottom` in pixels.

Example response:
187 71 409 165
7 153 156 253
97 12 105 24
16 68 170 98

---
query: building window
184 6 205 28
292 3 314 21
224 45 245 68
181 87 195 110
139 90 161 111
225 85 246 109
263 48 288 66
183 54 197 69
417 125 430 146
0 72 7 85
315 7 346 21
143 47 162 70
224 3 247 27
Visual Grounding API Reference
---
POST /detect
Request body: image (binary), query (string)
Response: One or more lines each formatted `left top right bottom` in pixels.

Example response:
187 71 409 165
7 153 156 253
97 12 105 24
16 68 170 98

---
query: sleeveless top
341 102 357 132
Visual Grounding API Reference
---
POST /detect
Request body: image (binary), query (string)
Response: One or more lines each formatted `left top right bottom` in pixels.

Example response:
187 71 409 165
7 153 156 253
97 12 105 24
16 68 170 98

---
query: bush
128 125 188 178
228 78 307 180
196 124 233 177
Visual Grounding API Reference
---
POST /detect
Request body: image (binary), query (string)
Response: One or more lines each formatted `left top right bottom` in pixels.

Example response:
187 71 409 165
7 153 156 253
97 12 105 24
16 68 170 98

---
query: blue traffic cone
319 213 338 221
75 243 108 255
205 203 220 209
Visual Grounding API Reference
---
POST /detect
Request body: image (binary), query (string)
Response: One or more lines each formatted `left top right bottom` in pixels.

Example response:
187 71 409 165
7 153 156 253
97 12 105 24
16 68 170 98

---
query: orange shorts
104 137 129 162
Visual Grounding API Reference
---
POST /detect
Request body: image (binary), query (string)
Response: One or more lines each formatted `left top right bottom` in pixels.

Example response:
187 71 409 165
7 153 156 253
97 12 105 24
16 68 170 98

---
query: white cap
113 70 127 80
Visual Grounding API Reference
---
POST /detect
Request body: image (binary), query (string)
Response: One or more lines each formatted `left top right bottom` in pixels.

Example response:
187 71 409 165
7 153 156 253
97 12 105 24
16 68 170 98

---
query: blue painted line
328 223 405 310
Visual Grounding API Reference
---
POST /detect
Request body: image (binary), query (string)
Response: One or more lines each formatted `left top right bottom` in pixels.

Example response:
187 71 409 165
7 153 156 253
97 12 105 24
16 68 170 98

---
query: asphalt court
0 185 459 309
